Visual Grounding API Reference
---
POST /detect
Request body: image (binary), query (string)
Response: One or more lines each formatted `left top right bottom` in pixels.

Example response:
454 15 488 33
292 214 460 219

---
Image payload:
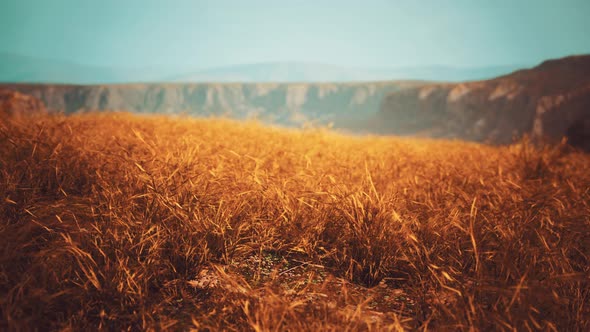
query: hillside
377 55 590 149
0 89 46 116
1 111 589 330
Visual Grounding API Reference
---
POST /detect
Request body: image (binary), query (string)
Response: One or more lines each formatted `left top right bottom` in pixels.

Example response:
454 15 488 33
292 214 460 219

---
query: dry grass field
1 112 589 331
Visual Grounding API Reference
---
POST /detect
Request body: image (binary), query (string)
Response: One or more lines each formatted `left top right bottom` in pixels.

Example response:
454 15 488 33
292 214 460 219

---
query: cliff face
378 55 590 148
2 82 423 127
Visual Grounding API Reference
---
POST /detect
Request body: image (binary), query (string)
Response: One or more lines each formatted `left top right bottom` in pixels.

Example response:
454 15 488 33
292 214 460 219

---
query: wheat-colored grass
1 112 589 331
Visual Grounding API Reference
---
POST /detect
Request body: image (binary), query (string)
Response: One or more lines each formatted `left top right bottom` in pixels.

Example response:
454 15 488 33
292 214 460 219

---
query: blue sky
1 0 589 69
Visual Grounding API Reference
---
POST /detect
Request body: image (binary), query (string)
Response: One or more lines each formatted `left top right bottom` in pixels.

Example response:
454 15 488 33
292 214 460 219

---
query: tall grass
1 112 589 331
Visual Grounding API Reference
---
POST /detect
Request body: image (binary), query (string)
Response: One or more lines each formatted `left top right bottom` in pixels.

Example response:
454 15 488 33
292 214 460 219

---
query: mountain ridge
376 54 590 149
170 62 527 83
1 54 589 149
1 53 527 84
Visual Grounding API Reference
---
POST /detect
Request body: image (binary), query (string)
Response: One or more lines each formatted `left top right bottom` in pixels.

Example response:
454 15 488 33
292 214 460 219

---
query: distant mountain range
171 62 527 83
0 53 528 84
0 53 181 84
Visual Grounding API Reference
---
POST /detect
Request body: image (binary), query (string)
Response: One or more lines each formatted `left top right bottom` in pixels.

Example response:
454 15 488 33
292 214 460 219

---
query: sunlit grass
1 112 589 330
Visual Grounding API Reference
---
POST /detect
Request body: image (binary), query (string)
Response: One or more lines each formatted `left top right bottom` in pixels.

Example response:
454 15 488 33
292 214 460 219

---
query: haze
2 0 590 71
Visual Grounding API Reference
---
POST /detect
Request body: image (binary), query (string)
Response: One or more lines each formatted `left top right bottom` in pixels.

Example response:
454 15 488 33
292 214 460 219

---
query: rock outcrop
378 55 590 149
0 89 47 117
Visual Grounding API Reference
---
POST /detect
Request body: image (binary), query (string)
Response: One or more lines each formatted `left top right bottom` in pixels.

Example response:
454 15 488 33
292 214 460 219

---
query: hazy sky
1 0 589 69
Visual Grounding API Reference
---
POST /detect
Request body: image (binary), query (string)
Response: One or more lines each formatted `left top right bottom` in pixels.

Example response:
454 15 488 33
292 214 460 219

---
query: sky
1 0 590 70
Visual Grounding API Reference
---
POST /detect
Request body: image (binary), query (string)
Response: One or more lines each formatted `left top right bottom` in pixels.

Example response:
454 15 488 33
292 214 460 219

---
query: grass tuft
1 112 589 330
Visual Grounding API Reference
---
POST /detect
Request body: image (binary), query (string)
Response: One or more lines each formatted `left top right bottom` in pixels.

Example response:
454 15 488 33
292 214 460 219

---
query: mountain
0 53 525 84
376 55 590 149
172 62 526 83
0 53 184 84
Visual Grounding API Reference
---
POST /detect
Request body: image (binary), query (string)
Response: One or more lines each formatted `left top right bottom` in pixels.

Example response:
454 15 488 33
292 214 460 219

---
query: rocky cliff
377 55 590 149
1 82 424 127
0 89 46 117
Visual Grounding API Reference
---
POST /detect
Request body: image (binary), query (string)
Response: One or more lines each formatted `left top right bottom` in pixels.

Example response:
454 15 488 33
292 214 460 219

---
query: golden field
1 112 589 331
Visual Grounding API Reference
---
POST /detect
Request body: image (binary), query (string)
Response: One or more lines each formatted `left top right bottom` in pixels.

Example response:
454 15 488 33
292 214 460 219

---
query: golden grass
1 112 589 331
